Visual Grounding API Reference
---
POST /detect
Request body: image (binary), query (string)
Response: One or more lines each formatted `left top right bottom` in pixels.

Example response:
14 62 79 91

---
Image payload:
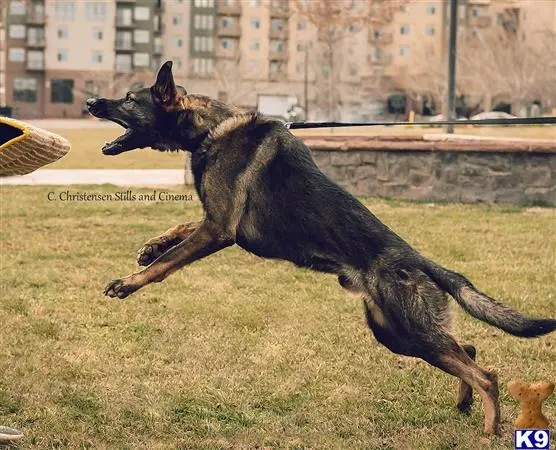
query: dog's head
87 61 233 155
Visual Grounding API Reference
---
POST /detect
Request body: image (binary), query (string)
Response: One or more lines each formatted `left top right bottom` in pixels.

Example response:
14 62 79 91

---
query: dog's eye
125 93 135 102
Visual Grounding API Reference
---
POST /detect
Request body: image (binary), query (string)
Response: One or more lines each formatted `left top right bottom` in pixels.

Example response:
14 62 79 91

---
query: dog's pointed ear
152 61 186 107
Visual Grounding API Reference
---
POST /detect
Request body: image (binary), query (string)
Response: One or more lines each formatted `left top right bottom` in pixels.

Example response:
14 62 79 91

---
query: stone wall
302 134 556 206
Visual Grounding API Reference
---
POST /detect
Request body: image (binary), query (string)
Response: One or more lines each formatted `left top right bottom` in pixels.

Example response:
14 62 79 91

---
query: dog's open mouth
102 128 135 155
87 99 141 156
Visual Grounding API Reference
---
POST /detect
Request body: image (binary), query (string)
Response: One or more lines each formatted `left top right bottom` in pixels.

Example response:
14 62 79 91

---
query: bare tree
459 27 556 114
293 0 409 120
394 22 556 117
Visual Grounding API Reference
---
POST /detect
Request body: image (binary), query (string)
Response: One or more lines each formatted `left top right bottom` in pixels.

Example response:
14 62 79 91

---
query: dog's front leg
137 221 201 266
104 220 233 299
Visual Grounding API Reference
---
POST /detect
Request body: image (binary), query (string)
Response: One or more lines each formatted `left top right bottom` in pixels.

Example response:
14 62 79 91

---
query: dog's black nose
86 98 98 108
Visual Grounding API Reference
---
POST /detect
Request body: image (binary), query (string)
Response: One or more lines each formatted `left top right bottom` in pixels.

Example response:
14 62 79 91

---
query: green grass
0 185 554 449
46 126 555 170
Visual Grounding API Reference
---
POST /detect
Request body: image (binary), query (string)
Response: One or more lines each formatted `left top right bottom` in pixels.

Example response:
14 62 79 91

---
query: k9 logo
514 429 550 450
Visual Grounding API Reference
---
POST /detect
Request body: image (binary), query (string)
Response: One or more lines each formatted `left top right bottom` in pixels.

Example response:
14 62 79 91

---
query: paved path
0 169 186 186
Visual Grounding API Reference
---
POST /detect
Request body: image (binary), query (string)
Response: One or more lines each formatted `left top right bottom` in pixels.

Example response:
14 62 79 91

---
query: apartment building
2 0 554 119
4 0 164 118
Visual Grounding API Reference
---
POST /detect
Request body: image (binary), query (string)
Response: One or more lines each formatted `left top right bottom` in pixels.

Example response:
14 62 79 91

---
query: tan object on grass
508 380 554 429
0 116 70 176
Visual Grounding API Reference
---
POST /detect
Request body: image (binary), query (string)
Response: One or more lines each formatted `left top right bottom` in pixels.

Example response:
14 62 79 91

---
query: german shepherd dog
87 61 555 435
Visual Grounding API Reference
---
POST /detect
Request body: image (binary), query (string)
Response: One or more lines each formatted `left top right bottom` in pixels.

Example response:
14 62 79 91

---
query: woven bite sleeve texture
0 116 71 176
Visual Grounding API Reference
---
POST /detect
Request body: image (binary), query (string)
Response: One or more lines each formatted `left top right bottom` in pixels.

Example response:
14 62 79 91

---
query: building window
426 4 436 15
133 53 150 67
194 0 214 6
271 19 285 32
194 14 214 30
27 50 43 68
399 45 410 57
86 2 107 21
349 66 358 76
425 25 435 36
91 51 103 64
134 6 150 21
400 24 410 35
269 61 282 73
251 18 260 29
297 21 306 31
51 79 74 104
57 49 68 62
192 58 213 75
220 38 235 51
249 40 260 51
116 31 132 49
58 26 69 39
92 28 103 41
173 36 184 48
296 62 304 74
13 77 37 102
27 27 44 46
9 1 25 15
116 8 133 26
270 40 284 53
471 6 482 17
116 54 132 71
221 17 235 28
173 14 183 26
174 58 183 69
9 25 26 39
54 2 75 21
194 36 214 52
296 42 305 52
134 29 150 44
249 0 261 6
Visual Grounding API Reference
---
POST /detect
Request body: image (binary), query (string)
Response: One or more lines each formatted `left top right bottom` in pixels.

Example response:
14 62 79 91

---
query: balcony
269 51 287 61
468 16 492 27
270 5 289 18
269 71 287 82
26 36 46 48
368 32 393 45
217 24 241 37
154 15 163 34
27 59 45 71
26 11 46 25
217 3 241 15
115 39 133 51
116 16 133 28
269 26 288 40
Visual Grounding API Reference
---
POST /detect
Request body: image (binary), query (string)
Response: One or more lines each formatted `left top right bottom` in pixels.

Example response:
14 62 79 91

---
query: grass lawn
0 185 554 449
46 125 555 170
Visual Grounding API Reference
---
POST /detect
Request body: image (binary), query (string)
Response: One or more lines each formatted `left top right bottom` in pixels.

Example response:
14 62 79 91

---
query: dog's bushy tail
422 261 556 338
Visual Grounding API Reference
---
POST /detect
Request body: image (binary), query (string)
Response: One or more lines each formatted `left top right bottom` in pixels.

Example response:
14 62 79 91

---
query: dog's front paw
104 276 140 299
137 236 175 266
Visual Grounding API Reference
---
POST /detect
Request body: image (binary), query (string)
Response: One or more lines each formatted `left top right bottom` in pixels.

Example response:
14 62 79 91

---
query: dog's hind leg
364 267 500 435
137 221 200 266
456 344 476 413
425 340 500 435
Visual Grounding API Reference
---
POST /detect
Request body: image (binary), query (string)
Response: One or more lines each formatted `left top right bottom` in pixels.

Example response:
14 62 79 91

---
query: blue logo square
514 429 550 450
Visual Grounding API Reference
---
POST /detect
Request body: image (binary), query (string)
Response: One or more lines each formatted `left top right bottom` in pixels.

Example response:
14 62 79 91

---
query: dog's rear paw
137 236 175 266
